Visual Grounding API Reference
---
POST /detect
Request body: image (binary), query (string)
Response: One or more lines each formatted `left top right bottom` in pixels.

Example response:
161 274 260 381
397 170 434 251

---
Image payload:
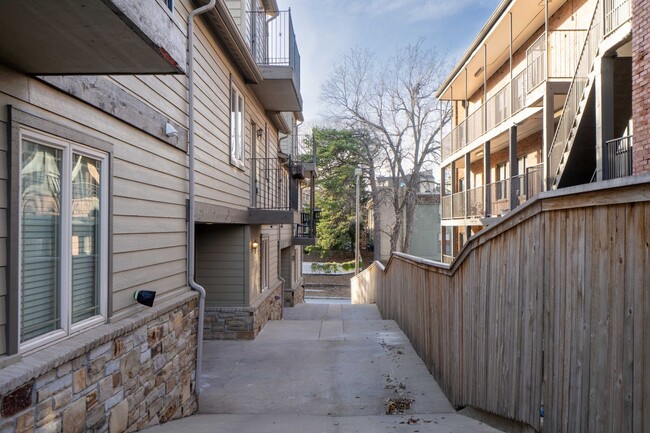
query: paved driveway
143 304 502 432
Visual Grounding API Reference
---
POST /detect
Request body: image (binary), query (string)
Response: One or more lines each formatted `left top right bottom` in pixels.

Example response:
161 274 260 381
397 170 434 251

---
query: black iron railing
247 9 301 90
295 211 315 238
250 158 291 210
604 135 633 180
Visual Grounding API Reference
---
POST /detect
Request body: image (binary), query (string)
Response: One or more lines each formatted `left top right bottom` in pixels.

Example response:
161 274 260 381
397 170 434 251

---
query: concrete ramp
143 304 502 433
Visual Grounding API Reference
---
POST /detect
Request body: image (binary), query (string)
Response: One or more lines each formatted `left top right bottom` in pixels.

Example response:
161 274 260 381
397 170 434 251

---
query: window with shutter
19 129 108 352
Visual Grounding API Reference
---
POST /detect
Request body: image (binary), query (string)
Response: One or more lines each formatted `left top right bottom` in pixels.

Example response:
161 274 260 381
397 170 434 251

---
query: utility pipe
187 0 216 401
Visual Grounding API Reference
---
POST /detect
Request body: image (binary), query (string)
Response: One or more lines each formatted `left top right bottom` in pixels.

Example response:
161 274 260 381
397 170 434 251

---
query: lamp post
354 166 362 275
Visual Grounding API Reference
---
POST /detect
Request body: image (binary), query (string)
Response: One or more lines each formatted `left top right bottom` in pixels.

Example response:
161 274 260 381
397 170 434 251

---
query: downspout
187 0 216 400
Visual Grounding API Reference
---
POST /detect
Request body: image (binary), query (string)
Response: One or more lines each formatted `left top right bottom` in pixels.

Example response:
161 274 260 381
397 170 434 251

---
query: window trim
229 79 246 170
17 128 110 353
8 107 113 356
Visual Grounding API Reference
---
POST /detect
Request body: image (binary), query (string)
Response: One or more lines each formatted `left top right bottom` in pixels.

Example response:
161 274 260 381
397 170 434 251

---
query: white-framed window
230 85 245 170
19 128 109 353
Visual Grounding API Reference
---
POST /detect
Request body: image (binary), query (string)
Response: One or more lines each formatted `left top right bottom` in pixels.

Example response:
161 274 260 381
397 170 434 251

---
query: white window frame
230 84 245 170
18 128 109 354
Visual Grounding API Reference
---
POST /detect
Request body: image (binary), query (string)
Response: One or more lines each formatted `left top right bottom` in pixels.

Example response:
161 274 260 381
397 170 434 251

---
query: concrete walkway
144 304 501 433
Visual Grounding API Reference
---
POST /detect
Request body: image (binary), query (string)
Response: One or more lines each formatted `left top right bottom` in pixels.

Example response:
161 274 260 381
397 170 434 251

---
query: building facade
437 0 637 262
367 174 441 262
0 0 313 431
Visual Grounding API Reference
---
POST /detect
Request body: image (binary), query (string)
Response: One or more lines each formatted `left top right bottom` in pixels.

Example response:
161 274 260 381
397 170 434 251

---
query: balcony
441 29 586 162
0 0 185 74
248 10 302 112
441 164 543 221
292 211 317 246
249 158 295 224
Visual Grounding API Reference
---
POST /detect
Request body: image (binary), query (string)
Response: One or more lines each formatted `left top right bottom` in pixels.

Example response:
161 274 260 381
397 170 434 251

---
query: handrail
548 0 602 188
604 0 632 35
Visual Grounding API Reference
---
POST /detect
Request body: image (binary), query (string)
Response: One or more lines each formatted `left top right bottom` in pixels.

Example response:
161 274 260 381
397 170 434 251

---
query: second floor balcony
441 29 587 162
248 10 302 112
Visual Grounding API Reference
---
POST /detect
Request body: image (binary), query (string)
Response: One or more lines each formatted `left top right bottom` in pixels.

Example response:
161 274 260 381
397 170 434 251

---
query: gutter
187 0 217 402
435 0 513 99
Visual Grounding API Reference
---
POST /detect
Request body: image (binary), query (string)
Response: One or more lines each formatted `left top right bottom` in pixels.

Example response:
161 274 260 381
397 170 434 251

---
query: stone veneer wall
633 0 650 174
204 283 282 340
283 280 305 308
0 292 199 433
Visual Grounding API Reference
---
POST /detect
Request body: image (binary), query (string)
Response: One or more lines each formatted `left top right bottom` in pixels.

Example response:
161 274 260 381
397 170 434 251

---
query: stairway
548 0 603 190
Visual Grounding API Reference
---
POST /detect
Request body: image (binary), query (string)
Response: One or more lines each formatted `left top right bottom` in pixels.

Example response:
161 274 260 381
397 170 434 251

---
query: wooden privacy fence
351 176 650 433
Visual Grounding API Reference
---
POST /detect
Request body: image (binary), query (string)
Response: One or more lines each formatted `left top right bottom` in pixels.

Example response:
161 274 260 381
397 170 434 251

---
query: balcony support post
542 84 554 191
596 56 615 181
483 141 491 216
464 152 471 220
509 125 519 211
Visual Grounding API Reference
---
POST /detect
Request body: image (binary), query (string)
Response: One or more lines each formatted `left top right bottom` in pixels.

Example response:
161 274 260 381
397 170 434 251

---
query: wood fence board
350 188 650 433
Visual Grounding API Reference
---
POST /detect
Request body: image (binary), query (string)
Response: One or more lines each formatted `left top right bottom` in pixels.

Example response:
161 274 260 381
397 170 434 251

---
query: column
509 125 518 211
483 141 491 216
542 84 554 190
464 152 471 218
596 56 615 181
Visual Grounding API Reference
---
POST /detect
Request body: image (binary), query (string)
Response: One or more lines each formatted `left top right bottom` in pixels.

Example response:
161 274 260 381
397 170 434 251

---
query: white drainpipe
187 0 216 401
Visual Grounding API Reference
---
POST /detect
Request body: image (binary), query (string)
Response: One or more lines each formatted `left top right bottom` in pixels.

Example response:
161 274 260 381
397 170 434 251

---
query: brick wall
633 0 650 174
204 283 282 340
0 293 199 433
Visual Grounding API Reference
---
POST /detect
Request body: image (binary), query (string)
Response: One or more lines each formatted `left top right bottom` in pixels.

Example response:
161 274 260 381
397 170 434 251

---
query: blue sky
280 0 502 125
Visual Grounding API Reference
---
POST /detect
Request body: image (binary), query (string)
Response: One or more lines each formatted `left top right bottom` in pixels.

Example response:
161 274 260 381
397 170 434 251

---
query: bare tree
322 40 451 254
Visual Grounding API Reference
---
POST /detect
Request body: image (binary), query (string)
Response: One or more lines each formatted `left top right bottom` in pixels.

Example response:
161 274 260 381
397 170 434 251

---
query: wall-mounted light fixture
251 240 259 250
165 122 178 138
257 128 264 139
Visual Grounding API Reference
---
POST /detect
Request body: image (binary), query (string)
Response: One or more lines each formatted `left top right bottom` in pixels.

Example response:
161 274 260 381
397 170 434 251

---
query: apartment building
0 0 312 431
437 0 634 262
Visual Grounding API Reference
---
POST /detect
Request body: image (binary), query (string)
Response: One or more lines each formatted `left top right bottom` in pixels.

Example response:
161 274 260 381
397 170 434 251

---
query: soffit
438 0 567 101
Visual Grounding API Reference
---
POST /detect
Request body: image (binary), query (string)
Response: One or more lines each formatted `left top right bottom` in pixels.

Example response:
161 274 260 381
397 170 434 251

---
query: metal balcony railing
250 158 291 210
604 0 632 35
467 185 484 218
248 9 301 90
512 69 527 115
604 135 633 180
441 166 544 221
440 28 588 162
527 33 546 91
549 30 588 79
295 211 316 239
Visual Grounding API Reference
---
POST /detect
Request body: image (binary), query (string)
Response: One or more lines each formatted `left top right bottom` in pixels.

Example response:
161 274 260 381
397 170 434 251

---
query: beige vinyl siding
196 225 247 306
0 116 7 355
2 74 190 324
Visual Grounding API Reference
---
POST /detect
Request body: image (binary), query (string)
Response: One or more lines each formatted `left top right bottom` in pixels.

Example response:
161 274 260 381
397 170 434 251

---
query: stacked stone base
204 283 282 340
0 292 199 433
283 281 305 307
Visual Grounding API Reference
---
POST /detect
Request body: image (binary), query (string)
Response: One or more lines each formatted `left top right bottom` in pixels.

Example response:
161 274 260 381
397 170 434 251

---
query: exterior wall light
257 128 264 138
251 240 259 250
